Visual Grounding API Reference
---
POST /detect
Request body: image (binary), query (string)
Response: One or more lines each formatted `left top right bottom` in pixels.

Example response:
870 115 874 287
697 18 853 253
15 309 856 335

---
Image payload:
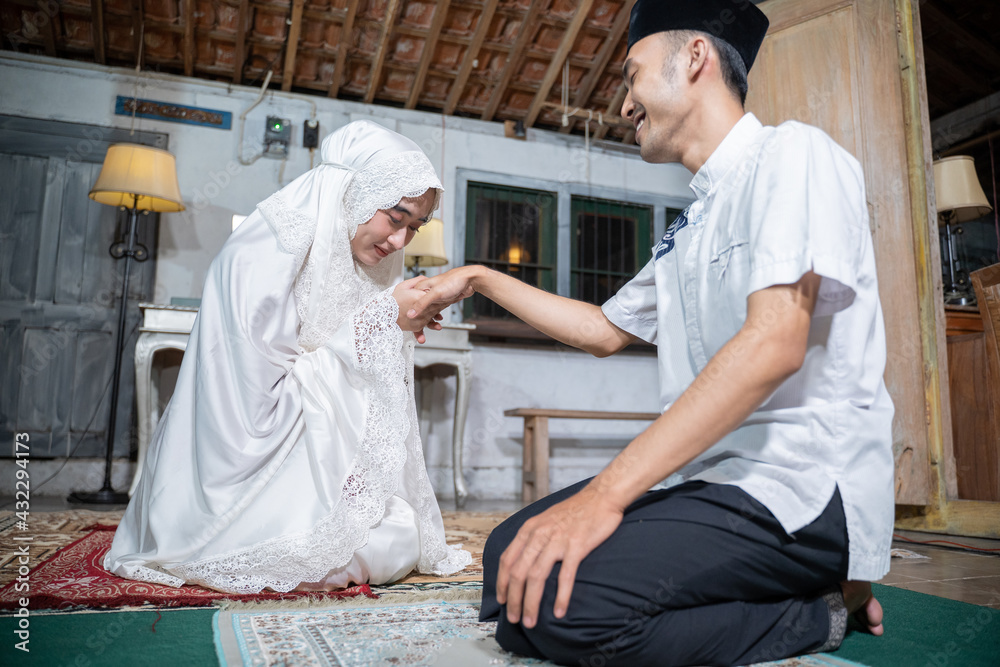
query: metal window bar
571 196 654 305
465 182 556 319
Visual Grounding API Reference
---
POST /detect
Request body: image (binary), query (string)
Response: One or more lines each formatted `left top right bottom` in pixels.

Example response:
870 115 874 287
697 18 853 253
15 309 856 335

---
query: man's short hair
663 30 750 106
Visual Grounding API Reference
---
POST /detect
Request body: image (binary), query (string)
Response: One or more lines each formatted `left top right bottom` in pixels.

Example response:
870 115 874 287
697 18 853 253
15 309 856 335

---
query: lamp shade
933 155 992 223
404 217 448 268
89 143 185 212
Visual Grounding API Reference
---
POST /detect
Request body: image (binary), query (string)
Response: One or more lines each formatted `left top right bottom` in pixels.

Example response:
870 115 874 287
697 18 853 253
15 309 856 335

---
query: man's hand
496 483 624 629
404 265 479 326
392 276 442 344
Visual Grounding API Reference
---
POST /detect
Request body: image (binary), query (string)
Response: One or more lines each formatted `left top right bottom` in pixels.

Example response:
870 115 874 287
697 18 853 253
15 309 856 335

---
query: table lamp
404 217 448 276
933 155 993 305
69 144 185 505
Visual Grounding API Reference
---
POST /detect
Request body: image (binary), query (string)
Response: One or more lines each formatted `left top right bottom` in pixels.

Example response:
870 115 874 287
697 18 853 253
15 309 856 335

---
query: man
407 1 893 664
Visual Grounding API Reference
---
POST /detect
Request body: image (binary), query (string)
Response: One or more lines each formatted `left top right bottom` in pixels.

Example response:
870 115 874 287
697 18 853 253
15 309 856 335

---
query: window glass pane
571 196 655 305
465 182 556 320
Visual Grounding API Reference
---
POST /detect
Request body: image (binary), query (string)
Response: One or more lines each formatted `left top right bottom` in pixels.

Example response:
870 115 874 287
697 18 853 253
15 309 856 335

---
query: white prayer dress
105 121 471 594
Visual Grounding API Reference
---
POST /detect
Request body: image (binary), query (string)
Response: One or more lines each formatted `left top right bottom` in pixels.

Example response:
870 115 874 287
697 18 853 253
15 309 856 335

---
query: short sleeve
602 257 658 344
746 123 867 317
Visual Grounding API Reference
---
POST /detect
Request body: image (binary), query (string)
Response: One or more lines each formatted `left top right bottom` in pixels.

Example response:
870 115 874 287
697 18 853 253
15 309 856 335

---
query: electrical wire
893 532 1000 556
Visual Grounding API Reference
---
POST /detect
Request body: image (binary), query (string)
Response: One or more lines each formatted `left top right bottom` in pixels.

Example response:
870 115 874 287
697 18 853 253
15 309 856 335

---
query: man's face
621 34 686 164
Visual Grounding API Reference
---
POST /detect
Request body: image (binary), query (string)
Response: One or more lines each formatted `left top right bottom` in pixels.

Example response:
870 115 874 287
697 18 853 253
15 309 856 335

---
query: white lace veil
257 120 444 351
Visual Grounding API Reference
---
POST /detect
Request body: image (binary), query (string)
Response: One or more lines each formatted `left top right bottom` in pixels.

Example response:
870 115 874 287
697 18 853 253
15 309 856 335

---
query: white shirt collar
689 113 763 200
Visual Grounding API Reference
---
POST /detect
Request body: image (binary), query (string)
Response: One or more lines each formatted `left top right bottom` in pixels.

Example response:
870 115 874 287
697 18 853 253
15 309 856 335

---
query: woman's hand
393 276 443 343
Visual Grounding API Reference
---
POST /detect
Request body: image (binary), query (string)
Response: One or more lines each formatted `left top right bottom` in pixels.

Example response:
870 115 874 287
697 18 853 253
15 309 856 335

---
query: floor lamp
68 144 185 505
933 155 993 305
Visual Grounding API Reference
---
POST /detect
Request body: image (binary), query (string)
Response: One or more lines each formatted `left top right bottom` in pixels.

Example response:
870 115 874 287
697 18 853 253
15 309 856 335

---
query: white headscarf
257 120 444 351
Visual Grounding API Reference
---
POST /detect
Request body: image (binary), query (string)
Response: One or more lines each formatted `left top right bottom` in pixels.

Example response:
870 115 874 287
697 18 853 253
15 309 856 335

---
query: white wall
2 52 694 499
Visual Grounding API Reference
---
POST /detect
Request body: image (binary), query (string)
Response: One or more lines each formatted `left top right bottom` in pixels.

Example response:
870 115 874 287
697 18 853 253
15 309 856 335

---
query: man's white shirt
603 113 895 580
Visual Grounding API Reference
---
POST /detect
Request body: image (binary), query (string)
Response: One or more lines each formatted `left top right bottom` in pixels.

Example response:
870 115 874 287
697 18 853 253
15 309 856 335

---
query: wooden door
0 117 166 459
746 0 943 505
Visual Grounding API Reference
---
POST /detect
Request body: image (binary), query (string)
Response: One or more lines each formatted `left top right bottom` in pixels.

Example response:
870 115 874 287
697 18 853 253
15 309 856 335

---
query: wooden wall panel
749 0 933 503
0 119 165 460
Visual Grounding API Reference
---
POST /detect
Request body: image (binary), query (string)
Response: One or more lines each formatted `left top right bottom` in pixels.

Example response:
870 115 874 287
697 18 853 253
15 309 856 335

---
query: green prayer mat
0 608 216 666
829 584 999 667
1 584 996 666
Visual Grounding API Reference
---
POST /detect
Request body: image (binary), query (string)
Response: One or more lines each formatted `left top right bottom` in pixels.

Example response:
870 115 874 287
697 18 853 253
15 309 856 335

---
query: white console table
132 303 475 504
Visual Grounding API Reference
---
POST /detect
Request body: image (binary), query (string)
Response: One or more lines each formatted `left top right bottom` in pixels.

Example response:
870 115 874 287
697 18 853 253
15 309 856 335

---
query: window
460 172 688 340
464 182 556 320
571 196 654 306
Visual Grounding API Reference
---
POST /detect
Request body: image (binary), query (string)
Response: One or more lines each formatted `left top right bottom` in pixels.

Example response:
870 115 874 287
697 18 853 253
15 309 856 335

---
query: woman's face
351 189 436 267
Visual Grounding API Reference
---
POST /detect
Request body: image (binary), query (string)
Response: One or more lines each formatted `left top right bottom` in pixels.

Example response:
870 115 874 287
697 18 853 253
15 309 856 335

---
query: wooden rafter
182 0 194 77
233 0 249 84
406 0 452 110
131 0 143 68
480 0 544 121
444 0 500 115
90 0 105 65
594 81 627 140
363 0 402 104
37 0 57 56
922 2 1000 73
329 0 361 98
924 43 993 97
524 0 596 129
559 5 629 134
282 0 305 92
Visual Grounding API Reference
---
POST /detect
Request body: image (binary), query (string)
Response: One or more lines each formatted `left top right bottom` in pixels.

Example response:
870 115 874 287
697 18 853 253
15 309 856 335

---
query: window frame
454 168 693 343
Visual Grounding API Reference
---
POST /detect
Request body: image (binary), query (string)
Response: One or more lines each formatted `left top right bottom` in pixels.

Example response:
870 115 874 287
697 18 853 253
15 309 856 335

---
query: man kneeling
409 1 891 664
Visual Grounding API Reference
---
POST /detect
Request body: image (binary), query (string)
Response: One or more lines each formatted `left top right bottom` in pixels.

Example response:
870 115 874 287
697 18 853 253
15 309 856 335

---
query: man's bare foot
840 580 884 636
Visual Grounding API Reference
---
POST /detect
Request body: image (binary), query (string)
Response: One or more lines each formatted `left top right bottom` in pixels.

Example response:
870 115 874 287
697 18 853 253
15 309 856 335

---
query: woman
105 121 471 594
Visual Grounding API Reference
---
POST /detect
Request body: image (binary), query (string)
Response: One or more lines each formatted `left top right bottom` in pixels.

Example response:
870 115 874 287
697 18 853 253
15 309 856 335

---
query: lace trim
103 556 186 588
343 151 443 231
401 335 473 576
257 193 315 266
164 290 467 593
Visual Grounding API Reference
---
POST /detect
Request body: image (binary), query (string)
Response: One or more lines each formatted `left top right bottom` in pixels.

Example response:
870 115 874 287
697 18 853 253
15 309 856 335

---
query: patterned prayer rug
0 527 374 610
213 587 871 667
0 509 505 611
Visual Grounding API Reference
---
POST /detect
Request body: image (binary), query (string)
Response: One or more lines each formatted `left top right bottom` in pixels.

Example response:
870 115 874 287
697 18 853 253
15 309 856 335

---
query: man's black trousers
480 479 851 666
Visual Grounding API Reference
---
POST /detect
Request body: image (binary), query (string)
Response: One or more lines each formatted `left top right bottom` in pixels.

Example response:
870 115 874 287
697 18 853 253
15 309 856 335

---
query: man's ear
686 35 711 82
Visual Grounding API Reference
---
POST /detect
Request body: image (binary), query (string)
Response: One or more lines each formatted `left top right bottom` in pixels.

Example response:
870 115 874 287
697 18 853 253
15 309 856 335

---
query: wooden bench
504 408 661 503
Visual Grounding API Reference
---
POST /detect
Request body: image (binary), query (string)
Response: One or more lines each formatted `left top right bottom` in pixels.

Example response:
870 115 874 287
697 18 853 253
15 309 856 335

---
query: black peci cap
627 0 770 72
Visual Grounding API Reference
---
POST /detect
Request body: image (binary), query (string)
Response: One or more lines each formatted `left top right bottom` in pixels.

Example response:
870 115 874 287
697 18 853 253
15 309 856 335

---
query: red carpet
0 526 374 611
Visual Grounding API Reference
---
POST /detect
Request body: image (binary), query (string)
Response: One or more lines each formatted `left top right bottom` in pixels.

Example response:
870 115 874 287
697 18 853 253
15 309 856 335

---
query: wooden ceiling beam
559 3 628 134
329 0 361 98
182 0 195 77
281 0 305 92
444 0 500 115
924 43 993 98
523 0 595 129
90 0 106 65
594 80 626 140
922 2 1000 73
480 0 544 121
131 0 143 68
363 0 402 104
37 0 57 56
232 0 249 84
303 6 348 22
406 0 451 109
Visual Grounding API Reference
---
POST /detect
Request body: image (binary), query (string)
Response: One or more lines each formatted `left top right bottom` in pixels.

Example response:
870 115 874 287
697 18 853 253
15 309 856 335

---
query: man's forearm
467 266 634 357
589 276 819 510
